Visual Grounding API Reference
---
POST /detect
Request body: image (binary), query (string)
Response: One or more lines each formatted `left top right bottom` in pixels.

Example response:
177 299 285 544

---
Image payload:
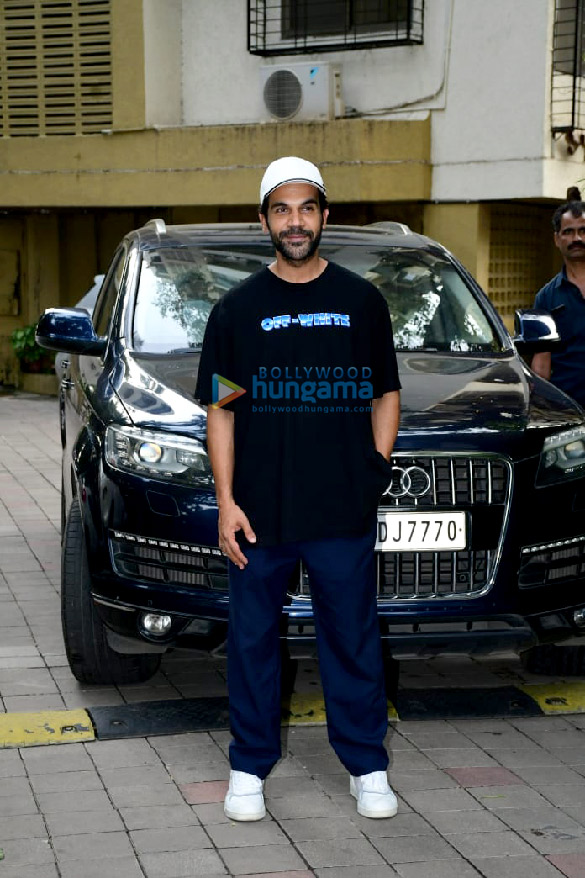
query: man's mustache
280 229 312 239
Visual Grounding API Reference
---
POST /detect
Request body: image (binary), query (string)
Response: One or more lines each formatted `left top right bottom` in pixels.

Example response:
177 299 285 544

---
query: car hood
114 350 584 458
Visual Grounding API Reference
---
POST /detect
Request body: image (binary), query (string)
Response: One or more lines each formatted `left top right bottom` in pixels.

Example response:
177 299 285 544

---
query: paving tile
469 785 551 810
494 807 584 834
0 793 39 816
87 738 161 769
446 766 524 787
191 802 233 825
0 748 26 776
220 843 306 875
139 849 227 876
518 825 585 855
510 765 585 786
35 789 114 813
371 833 461 863
180 779 229 804
0 813 48 840
44 808 125 836
423 808 507 835
390 769 459 792
0 866 59 878
539 784 585 807
472 856 575 878
208 820 289 848
58 856 145 878
546 853 585 877
266 793 344 820
0 667 58 694
109 782 186 808
0 774 32 796
491 748 564 768
0 837 55 866
399 787 483 812
299 836 387 868
388 750 438 772
393 862 481 878
446 829 536 859
279 815 363 841
130 825 211 853
3 694 66 711
247 873 315 878
521 731 585 752
95 763 171 788
264 775 323 797
166 761 230 784
52 831 135 861
21 742 94 774
120 804 200 830
29 769 104 794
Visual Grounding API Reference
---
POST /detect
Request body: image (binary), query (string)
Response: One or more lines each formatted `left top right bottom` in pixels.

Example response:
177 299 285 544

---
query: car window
93 249 126 338
131 243 501 354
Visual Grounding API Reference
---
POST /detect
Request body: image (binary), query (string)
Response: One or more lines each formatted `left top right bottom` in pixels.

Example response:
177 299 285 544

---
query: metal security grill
249 0 424 55
551 0 585 133
0 0 112 137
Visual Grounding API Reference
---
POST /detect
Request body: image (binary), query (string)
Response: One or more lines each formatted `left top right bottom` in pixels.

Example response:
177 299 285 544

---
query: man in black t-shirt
195 156 401 822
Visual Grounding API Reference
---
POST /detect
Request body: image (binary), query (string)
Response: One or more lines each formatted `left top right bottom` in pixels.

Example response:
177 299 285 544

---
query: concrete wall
180 0 449 126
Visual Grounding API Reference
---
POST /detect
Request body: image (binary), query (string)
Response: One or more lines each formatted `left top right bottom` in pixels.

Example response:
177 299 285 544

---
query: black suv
37 220 585 684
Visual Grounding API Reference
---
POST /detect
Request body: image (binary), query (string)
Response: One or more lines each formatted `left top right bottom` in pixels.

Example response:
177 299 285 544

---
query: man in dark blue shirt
532 194 585 408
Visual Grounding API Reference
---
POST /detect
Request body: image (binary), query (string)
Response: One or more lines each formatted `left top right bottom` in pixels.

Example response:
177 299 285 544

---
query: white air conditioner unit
260 63 344 122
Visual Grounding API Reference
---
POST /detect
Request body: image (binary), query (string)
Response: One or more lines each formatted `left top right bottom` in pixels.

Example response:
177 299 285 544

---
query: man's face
555 211 585 263
260 182 328 263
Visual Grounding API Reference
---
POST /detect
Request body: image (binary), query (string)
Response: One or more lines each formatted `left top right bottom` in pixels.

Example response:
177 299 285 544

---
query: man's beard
268 222 323 264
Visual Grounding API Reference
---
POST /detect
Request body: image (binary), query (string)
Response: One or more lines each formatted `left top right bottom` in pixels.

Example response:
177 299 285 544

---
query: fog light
141 613 172 635
574 608 585 628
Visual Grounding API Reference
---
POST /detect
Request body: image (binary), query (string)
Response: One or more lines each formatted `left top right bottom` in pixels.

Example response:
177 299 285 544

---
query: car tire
520 644 585 676
62 501 162 685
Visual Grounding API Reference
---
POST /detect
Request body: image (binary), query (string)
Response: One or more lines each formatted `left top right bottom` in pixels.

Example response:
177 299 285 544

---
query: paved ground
1 392 585 878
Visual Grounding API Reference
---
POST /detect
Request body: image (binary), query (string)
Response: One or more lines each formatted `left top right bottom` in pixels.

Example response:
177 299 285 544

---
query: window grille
0 0 112 137
551 0 585 133
248 0 423 55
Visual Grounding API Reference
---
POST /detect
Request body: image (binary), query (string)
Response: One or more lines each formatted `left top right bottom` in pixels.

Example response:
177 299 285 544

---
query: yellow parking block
282 693 398 725
0 709 95 748
518 681 585 715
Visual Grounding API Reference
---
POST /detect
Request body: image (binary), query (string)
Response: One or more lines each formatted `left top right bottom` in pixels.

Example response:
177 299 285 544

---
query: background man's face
555 211 585 263
260 182 328 263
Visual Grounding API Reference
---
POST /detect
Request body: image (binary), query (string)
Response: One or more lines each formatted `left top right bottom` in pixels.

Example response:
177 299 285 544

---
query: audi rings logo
384 465 431 499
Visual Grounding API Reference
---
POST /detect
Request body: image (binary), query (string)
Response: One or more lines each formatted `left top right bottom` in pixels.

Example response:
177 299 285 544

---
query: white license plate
375 511 467 552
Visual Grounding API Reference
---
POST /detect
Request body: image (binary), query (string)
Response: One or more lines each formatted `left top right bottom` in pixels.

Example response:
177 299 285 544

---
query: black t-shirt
195 261 401 546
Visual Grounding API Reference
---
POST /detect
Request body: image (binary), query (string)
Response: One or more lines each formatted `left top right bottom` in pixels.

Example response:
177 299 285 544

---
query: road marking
0 709 94 748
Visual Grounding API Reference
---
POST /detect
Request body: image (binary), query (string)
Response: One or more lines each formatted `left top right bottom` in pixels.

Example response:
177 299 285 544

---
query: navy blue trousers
227 525 389 779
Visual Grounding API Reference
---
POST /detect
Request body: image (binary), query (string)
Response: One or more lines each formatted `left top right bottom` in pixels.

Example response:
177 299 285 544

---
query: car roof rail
142 218 167 235
365 221 411 235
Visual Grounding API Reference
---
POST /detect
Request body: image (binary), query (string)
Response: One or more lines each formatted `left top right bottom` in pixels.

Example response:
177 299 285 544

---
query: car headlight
536 425 585 486
105 426 213 486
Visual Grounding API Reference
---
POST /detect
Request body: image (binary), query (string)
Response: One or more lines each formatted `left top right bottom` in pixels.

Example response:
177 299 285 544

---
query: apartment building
0 0 582 382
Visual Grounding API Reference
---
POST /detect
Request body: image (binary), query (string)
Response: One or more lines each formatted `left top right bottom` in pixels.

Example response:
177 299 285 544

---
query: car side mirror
512 309 560 354
36 308 107 356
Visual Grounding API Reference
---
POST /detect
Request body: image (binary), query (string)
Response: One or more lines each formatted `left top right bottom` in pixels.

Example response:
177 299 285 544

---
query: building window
0 0 112 137
249 0 423 55
551 0 585 133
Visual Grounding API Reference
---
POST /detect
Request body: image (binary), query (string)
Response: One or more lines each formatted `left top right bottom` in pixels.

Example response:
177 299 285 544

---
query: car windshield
132 242 502 354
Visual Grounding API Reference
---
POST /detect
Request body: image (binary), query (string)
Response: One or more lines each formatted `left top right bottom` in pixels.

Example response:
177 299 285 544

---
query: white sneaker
350 770 398 819
224 770 266 821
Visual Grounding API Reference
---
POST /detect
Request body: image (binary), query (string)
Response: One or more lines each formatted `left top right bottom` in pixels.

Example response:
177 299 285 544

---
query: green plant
11 324 41 363
11 323 54 373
